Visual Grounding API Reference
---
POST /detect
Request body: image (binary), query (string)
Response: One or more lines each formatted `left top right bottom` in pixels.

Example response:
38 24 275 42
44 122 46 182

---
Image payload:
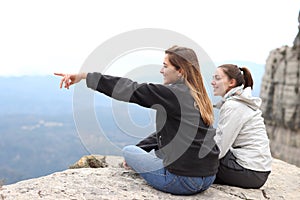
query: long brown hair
165 45 214 126
218 64 254 89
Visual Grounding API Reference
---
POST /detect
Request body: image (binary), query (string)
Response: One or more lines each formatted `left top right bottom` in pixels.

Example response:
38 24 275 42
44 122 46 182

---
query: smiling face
211 68 236 97
160 54 182 85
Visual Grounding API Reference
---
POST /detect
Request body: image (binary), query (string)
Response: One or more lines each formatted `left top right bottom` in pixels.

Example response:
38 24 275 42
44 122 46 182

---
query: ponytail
239 67 254 89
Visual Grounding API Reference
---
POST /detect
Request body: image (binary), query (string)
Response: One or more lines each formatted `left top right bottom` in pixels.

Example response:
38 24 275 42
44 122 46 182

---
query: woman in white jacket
211 64 272 189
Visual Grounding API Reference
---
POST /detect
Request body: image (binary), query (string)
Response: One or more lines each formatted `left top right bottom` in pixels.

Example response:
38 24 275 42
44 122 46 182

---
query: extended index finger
54 73 65 77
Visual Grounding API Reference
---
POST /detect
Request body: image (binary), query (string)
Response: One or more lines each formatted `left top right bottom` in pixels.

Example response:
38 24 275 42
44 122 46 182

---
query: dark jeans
214 151 271 189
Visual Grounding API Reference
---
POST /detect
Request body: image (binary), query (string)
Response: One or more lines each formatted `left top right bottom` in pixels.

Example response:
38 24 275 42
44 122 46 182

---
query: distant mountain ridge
0 75 73 115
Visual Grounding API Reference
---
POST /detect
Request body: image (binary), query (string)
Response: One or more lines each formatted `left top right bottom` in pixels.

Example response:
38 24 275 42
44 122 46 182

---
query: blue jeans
122 145 215 195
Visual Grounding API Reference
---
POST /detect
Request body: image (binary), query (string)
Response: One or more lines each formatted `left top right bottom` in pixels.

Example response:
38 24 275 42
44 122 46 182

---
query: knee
122 145 136 154
122 145 139 159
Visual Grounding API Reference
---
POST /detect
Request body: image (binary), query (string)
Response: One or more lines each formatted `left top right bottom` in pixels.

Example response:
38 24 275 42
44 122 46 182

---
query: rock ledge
0 156 299 200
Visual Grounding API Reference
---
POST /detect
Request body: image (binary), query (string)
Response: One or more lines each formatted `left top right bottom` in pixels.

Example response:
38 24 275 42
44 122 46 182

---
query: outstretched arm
54 72 87 89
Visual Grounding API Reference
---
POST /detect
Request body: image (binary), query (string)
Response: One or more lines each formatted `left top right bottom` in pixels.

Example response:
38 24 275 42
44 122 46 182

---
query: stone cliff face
260 45 300 129
260 11 300 166
0 155 300 200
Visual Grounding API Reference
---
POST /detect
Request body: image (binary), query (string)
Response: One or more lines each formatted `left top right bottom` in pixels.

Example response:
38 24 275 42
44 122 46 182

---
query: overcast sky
0 0 299 76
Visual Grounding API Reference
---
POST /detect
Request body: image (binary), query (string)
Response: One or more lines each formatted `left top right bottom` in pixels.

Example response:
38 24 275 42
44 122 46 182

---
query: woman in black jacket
55 45 219 195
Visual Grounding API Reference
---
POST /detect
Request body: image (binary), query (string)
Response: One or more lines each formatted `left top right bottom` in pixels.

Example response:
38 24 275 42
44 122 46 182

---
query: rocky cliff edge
0 155 299 200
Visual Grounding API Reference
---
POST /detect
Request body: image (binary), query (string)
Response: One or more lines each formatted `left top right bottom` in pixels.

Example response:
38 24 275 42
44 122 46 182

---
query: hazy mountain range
0 61 265 184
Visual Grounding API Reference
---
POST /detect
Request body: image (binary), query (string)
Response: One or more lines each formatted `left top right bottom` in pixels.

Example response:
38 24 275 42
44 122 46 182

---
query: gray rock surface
259 12 300 167
260 45 300 130
1 155 299 200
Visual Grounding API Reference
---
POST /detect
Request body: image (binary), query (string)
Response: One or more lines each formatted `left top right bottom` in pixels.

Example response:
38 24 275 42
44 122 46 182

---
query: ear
178 68 184 76
229 79 237 87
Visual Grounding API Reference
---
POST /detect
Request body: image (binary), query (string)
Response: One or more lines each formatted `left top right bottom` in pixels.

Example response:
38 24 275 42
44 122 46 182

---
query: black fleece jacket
86 72 219 177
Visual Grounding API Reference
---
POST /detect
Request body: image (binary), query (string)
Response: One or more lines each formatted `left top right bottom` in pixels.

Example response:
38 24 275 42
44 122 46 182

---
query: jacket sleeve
86 72 179 111
136 132 158 152
214 102 245 159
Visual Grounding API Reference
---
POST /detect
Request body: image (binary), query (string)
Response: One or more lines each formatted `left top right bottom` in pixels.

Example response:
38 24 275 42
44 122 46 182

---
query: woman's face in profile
211 68 231 97
160 54 181 85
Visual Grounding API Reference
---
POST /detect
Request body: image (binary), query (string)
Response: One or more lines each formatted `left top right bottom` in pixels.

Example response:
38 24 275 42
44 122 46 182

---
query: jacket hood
215 85 262 110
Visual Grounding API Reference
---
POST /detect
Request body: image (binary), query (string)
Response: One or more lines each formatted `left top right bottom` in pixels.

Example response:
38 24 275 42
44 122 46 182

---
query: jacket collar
214 85 261 110
214 85 244 109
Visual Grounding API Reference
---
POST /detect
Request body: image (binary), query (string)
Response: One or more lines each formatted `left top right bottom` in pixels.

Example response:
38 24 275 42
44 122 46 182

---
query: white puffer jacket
214 86 272 171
